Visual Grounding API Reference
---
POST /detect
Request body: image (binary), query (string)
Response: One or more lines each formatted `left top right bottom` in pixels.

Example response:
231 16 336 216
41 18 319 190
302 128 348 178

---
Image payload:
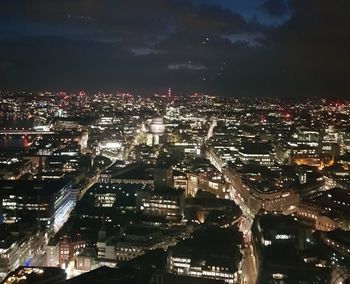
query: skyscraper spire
167 87 172 98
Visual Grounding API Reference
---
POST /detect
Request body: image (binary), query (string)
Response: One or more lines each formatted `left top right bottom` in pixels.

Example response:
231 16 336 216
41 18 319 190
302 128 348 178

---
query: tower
168 88 172 98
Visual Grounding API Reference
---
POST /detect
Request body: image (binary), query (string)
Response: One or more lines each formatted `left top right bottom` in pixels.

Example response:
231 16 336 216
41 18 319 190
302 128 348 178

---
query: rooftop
239 142 274 155
111 163 154 180
1 266 66 284
0 178 71 195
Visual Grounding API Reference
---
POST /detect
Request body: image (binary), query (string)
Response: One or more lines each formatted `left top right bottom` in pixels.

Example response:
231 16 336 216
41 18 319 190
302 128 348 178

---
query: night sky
0 0 349 97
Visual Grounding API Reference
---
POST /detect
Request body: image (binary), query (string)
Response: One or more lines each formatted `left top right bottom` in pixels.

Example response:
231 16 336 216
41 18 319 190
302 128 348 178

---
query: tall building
251 214 331 283
0 179 74 231
0 221 47 280
139 187 185 221
238 142 276 166
168 227 243 284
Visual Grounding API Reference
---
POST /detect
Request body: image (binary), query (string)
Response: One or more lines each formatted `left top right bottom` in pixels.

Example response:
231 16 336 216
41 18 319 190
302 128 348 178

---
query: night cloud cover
0 0 349 97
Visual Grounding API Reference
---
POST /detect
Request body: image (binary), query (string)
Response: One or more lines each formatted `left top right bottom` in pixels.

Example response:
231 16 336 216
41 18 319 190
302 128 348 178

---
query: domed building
150 117 165 145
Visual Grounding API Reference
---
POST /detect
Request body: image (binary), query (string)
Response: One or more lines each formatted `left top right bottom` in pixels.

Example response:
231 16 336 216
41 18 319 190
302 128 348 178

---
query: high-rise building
0 179 74 231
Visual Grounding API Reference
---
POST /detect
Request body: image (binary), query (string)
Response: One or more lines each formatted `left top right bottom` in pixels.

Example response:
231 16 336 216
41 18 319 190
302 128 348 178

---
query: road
206 118 217 140
210 163 258 283
79 173 100 199
241 245 257 284
123 127 146 160
237 216 257 284
80 157 118 199
31 252 47 267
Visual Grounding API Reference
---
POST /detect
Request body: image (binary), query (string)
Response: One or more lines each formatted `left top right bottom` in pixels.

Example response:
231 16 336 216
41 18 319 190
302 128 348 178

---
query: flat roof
0 178 71 195
112 163 153 180
239 142 274 155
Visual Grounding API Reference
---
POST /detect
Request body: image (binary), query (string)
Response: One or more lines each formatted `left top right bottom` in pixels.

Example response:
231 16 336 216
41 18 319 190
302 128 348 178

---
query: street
31 252 47 267
241 243 257 284
210 159 258 284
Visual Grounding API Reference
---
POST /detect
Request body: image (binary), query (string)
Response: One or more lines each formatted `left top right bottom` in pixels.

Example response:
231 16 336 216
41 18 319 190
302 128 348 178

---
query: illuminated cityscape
0 93 350 284
1 1 350 284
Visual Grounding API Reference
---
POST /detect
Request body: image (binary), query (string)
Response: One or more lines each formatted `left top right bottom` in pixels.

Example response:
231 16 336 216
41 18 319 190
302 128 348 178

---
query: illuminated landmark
150 117 165 145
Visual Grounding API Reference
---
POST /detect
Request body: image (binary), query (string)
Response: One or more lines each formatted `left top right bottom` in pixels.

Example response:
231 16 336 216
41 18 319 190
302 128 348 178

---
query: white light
275 234 291 240
98 142 122 149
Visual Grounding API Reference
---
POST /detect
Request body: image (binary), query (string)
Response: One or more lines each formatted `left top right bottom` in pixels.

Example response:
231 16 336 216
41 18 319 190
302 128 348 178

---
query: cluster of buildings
0 92 350 283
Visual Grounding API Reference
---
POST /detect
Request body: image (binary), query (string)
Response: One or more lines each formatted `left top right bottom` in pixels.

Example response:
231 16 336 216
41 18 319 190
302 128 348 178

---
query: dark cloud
261 0 289 17
0 0 348 97
264 0 350 97
168 63 207 71
179 5 254 34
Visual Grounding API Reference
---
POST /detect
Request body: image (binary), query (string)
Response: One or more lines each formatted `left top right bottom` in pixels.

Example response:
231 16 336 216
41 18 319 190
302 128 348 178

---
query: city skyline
0 93 350 283
0 1 350 284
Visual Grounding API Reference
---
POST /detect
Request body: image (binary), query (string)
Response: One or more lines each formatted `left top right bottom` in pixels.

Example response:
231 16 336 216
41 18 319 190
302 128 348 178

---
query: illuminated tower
168 88 172 98
168 87 173 103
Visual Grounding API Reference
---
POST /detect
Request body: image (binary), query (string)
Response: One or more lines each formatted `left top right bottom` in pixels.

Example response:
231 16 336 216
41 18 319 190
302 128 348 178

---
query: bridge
0 116 54 135
0 130 55 135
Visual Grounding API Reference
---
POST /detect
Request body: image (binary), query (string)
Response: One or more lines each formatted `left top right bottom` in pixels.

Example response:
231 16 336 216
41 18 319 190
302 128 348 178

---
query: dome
150 117 165 135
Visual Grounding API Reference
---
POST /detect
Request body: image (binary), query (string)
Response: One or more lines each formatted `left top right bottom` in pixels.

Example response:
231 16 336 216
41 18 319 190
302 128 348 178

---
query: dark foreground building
0 179 74 231
167 227 243 284
1 266 66 284
252 213 331 283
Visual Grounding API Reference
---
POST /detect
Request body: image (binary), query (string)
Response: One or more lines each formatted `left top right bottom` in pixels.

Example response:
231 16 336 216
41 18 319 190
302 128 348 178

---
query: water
0 137 30 152
0 119 34 152
0 118 35 130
